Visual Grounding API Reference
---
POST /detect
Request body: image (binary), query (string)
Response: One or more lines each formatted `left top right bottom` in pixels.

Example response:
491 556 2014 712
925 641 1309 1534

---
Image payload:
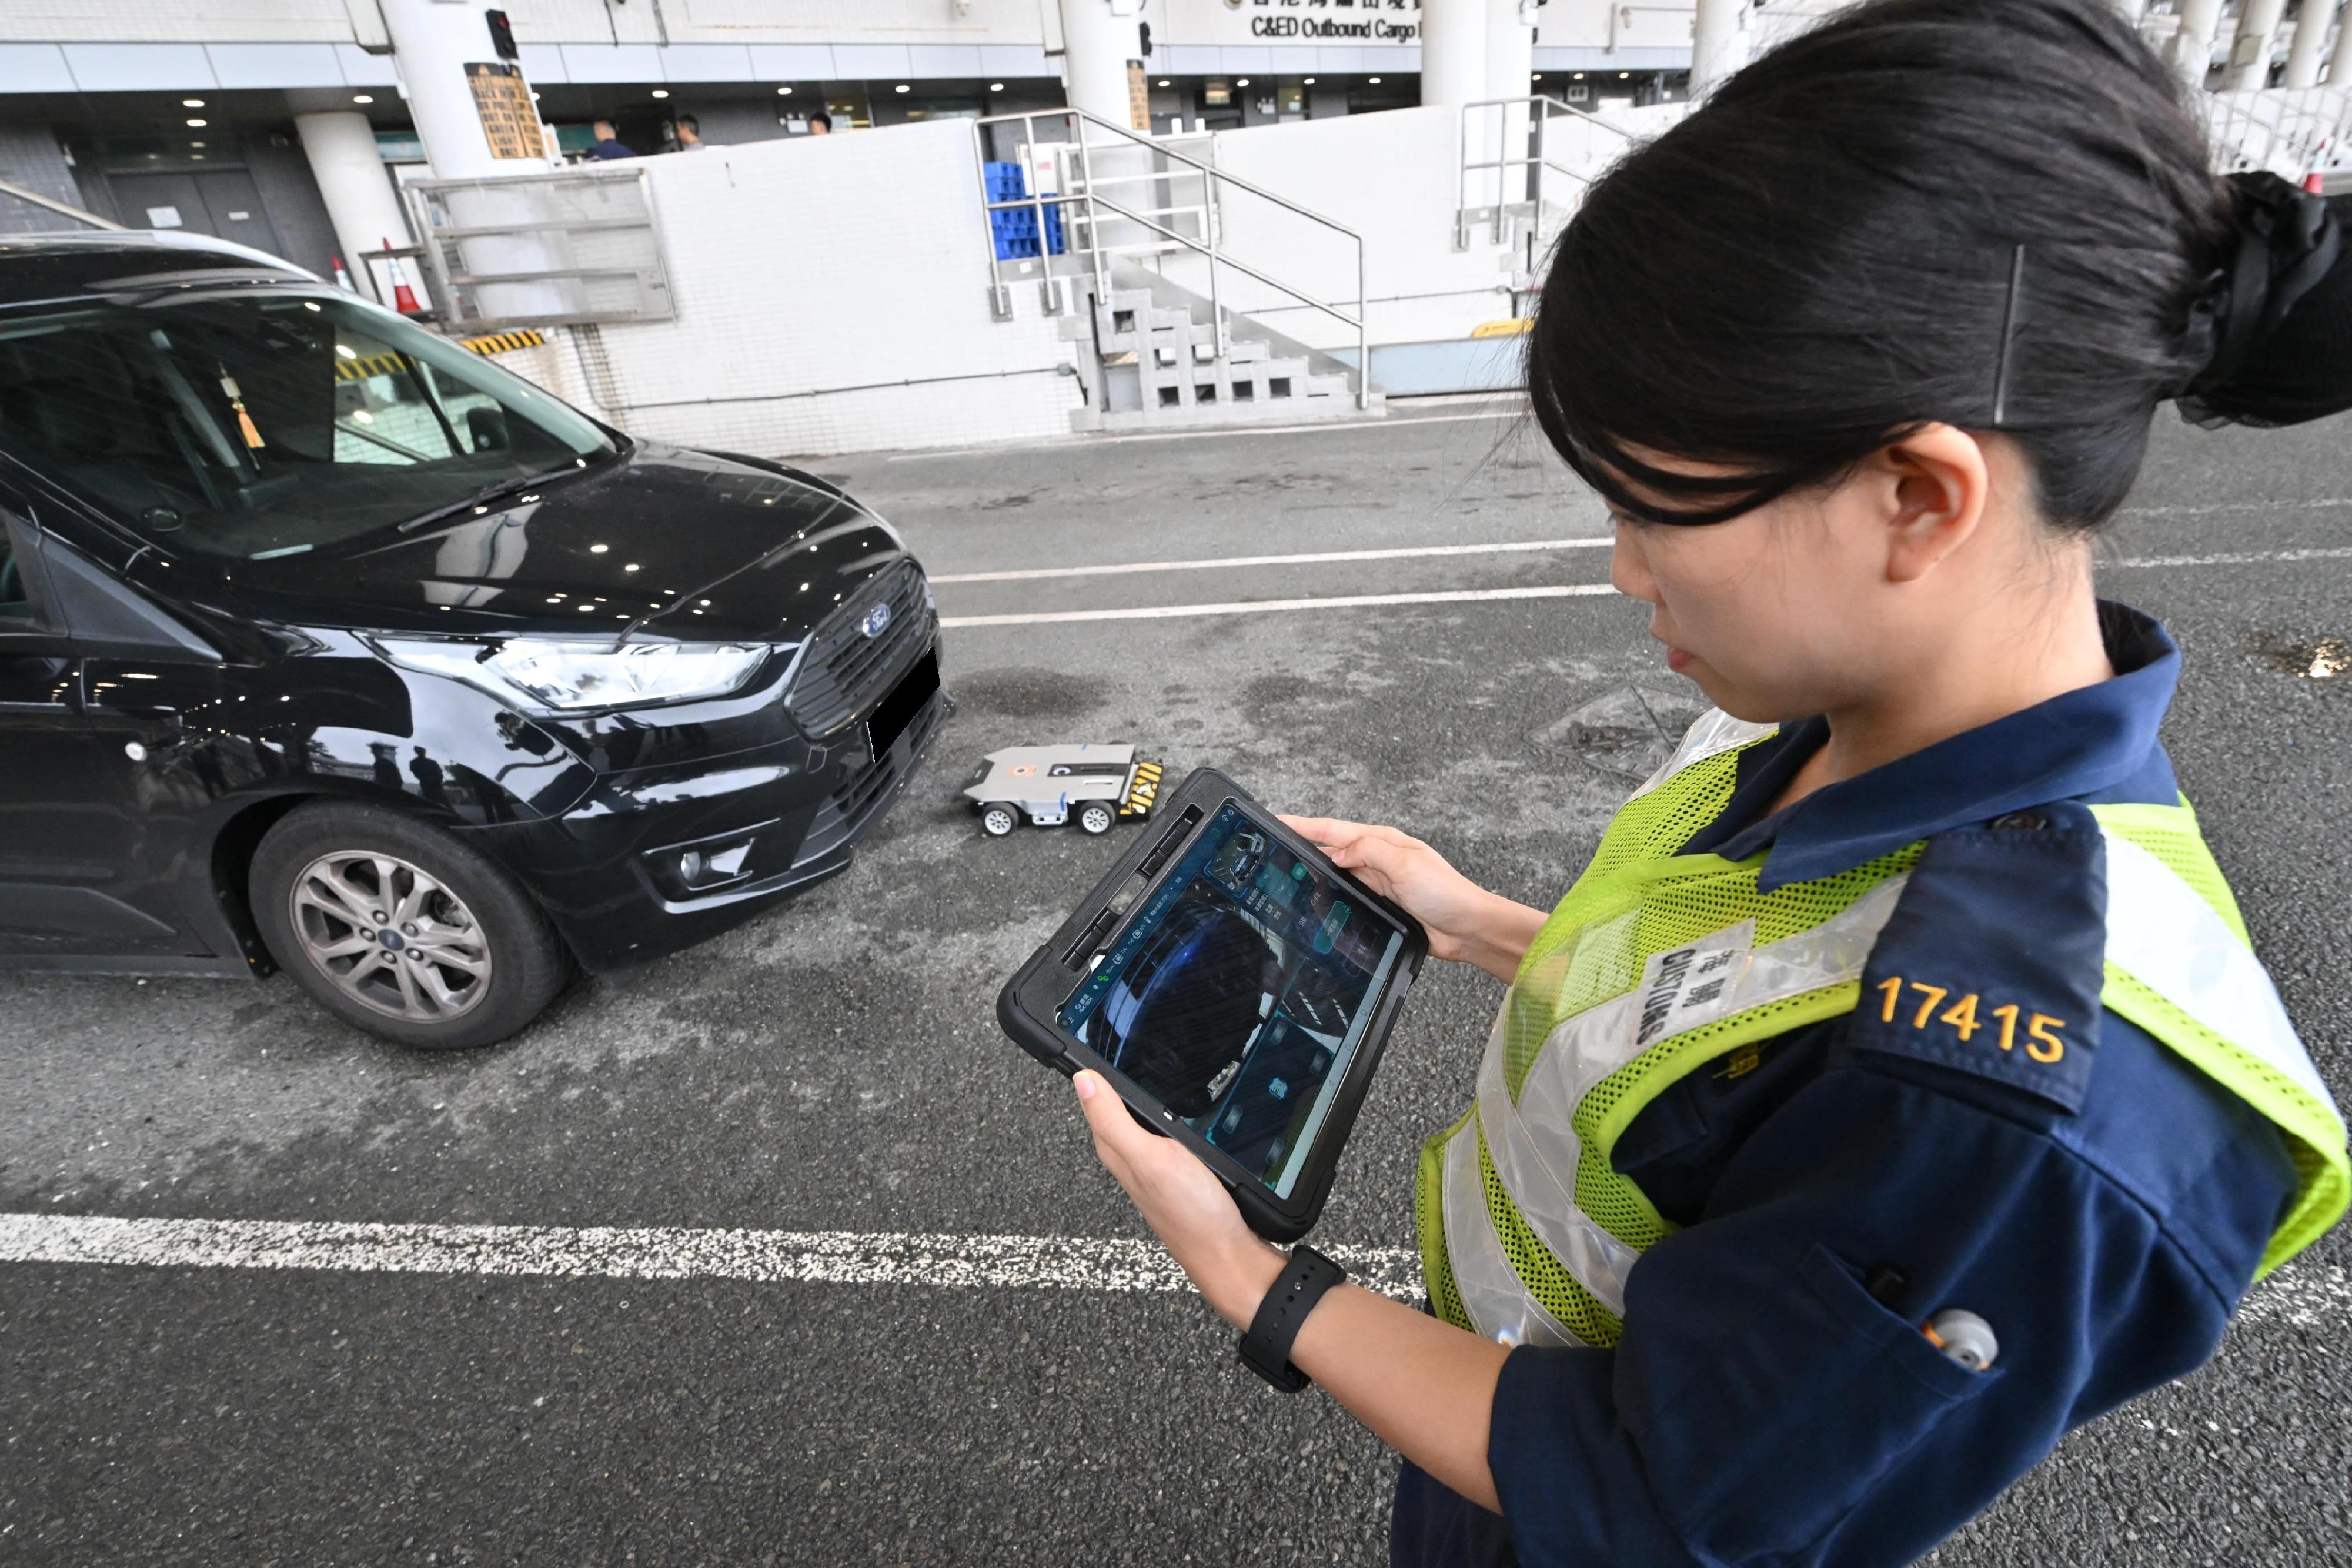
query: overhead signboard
1164 0 1425 48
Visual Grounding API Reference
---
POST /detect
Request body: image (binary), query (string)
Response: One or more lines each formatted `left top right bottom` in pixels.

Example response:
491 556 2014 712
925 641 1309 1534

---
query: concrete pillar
376 0 552 179
1485 0 1534 206
2227 0 2291 89
2284 1 2339 88
1060 0 1144 128
2171 0 2227 86
1691 0 1751 97
1419 0 1490 112
294 111 413 306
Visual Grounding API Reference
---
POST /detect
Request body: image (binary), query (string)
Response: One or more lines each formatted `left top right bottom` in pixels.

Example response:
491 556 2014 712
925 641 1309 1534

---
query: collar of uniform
1683 601 2181 892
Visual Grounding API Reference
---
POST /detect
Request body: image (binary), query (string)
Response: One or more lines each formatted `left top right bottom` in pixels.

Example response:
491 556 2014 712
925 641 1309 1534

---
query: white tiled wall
495 119 1080 459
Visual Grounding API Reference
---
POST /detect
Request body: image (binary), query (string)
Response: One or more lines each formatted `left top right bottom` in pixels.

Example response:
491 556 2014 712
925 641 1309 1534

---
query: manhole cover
2251 633 2351 680
1534 683 1712 781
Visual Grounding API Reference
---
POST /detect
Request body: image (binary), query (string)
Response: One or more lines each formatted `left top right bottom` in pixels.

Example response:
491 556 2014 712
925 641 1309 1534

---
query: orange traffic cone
2304 170 2327 194
330 253 356 293
383 238 422 313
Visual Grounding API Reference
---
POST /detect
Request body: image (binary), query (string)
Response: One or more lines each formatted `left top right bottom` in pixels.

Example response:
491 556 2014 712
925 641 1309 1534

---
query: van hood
207 443 910 644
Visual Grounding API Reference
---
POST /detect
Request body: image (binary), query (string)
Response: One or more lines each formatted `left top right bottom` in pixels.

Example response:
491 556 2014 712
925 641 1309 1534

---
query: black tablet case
997 767 1428 1241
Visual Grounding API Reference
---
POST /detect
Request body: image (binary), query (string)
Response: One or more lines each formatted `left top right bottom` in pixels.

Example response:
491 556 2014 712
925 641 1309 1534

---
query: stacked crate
984 161 1065 260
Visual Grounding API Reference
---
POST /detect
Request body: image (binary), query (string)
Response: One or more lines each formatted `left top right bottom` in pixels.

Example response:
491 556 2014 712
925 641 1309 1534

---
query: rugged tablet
998 768 1428 1241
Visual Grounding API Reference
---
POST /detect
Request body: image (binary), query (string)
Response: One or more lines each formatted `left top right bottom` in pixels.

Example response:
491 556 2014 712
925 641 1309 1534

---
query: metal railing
403 164 674 331
0 178 122 231
2205 84 2352 180
971 107 1371 409
1455 94 1637 250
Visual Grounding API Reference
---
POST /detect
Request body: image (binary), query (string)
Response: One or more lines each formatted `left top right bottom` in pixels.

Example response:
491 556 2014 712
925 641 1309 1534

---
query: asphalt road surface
4 399 2349 1566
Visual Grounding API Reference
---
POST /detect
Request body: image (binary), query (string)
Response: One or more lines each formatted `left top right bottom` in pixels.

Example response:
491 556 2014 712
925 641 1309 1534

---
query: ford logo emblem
860 603 892 639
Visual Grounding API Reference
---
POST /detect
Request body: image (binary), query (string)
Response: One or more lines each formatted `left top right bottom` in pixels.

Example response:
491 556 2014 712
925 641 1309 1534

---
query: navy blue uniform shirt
1392 604 2298 1568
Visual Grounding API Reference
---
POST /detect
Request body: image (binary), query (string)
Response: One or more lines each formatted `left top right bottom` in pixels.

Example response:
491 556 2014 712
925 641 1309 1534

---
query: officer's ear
1872 423 1994 585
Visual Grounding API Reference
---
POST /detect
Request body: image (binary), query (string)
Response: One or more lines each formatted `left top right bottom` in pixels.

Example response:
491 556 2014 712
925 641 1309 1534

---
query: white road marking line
2107 546 2352 568
939 583 1621 628
928 542 2350 628
2116 498 2352 516
886 406 1522 460
2 1213 2339 1332
0 1213 1422 1300
930 536 1611 584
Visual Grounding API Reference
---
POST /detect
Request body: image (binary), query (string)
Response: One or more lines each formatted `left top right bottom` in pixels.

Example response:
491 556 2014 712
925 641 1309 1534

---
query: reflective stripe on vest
1418 716 2350 1347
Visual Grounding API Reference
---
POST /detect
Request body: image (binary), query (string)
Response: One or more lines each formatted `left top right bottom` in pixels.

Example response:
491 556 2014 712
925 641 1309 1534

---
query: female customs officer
1070 1 2352 1563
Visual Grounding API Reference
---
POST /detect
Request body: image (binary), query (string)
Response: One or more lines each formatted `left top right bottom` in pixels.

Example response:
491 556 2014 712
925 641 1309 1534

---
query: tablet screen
1059 801 1405 1198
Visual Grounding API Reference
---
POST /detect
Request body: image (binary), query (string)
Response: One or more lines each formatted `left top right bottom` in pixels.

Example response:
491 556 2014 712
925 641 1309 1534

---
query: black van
0 232 946 1048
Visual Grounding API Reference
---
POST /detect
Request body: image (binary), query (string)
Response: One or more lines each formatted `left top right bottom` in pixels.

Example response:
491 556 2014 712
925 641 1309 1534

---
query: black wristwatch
1238 1244 1348 1392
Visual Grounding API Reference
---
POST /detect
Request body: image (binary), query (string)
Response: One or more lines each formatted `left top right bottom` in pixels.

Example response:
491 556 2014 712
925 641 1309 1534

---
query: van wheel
980 803 1020 837
1075 800 1116 835
250 803 569 1051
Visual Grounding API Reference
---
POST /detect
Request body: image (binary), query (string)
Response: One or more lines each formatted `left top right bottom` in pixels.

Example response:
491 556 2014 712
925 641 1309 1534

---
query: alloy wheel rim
289 850 493 1023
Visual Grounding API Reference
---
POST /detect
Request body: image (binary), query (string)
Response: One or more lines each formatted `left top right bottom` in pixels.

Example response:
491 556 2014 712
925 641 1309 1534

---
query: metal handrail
0 176 122 231
1449 93 1637 251
1455 94 1636 250
972 106 1370 409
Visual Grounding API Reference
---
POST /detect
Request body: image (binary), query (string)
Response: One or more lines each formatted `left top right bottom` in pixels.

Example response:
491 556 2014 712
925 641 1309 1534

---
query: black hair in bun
2179 173 2352 428
1525 0 2352 533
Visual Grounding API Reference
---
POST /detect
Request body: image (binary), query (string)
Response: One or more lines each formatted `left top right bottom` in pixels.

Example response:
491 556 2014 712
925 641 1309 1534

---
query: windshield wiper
393 464 585 534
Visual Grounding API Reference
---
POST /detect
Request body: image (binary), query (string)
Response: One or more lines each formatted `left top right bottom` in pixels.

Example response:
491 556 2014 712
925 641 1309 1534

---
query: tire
979 802 1020 837
1075 800 1116 835
249 801 569 1051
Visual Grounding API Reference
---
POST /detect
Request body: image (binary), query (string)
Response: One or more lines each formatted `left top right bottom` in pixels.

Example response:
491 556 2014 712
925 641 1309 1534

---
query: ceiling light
988 82 1004 91
651 88 669 98
894 83 910 93
353 93 373 104
182 98 204 108
189 140 205 148
1303 76 1316 85
1618 71 1630 78
1235 77 1250 86
1532 73 1543 81
185 118 206 128
1156 79 1170 87
1573 72 1585 79
777 85 793 95
1367 76 1381 85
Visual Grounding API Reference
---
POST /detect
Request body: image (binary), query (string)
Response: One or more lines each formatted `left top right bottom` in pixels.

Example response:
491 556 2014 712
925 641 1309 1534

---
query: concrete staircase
1063 268 1384 434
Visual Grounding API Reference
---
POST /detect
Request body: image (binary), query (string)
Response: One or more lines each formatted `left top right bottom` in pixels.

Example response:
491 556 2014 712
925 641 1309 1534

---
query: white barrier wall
1185 104 1516 352
543 119 1080 458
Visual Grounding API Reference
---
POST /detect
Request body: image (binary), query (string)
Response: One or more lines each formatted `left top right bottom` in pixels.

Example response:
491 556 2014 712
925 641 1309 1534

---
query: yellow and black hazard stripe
332 329 549 383
1120 759 1164 817
333 351 409 383
459 329 549 356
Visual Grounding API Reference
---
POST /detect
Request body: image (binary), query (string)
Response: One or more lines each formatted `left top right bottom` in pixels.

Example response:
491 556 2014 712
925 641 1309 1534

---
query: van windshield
0 289 615 560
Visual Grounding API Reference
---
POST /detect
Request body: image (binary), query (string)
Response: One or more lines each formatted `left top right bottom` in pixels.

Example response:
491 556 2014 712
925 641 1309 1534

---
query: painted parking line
0 1212 1421 1300
2 1213 2341 1330
2106 545 2352 569
932 543 2352 628
930 536 1612 585
939 583 1621 628
887 403 1525 461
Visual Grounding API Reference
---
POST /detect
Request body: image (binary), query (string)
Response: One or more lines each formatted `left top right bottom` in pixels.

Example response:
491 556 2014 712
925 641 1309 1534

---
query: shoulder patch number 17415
1875 977 2065 1063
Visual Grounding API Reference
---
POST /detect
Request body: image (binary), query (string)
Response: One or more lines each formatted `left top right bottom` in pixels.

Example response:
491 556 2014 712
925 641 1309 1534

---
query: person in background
586 119 634 160
673 113 713 151
807 112 832 136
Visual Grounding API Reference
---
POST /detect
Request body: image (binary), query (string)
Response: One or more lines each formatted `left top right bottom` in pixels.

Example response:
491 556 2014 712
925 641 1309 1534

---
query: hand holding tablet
998 770 1428 1241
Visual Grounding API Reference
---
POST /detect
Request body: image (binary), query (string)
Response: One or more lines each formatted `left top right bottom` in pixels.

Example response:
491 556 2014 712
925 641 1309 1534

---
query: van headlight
373 637 769 710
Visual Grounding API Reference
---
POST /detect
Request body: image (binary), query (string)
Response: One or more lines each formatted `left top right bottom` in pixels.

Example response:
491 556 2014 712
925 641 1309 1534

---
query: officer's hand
1074 1070 1285 1329
1280 816 1546 984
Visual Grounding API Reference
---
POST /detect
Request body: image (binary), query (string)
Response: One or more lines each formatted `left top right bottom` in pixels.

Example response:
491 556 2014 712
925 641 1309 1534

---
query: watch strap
1238 1244 1347 1392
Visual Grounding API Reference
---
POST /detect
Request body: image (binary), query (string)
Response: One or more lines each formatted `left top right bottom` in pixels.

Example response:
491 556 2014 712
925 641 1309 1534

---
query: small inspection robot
964 744 1164 837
